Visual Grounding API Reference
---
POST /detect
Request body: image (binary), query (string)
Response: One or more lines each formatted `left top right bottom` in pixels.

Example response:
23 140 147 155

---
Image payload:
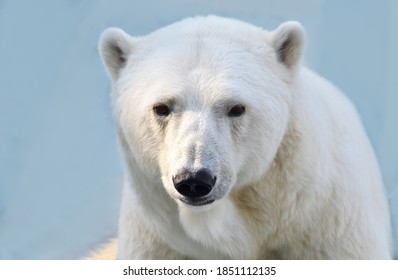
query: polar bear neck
178 199 257 259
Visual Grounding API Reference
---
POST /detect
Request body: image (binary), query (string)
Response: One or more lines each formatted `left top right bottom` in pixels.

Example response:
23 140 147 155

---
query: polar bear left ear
272 21 305 71
99 28 135 82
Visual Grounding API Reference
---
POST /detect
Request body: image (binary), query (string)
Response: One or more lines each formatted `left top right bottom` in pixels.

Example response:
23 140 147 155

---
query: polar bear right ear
271 21 305 72
99 28 135 82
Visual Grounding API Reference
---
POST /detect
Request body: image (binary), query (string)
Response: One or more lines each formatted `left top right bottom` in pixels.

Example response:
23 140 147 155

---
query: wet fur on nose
172 169 216 199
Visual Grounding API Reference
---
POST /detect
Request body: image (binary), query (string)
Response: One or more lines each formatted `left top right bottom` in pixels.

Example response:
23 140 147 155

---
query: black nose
172 169 216 199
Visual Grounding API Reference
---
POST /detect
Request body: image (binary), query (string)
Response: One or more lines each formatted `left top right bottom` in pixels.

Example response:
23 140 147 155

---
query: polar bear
98 16 393 259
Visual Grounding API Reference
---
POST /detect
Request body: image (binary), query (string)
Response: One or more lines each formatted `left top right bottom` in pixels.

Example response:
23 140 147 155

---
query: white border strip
0 260 397 280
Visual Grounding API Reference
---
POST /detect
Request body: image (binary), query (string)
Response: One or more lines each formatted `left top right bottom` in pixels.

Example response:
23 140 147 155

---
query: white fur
99 16 393 259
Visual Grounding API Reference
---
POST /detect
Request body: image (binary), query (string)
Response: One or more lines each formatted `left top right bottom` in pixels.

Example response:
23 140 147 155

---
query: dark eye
228 105 245 117
153 104 170 116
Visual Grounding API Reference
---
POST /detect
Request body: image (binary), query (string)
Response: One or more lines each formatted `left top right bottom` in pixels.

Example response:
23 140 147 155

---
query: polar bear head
99 16 304 209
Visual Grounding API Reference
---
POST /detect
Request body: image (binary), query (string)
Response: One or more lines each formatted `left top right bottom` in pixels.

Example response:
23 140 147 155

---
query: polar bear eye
153 104 171 116
228 105 245 117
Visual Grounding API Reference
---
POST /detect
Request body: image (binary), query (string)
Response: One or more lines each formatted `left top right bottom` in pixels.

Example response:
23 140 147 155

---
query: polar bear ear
271 21 305 71
99 28 135 82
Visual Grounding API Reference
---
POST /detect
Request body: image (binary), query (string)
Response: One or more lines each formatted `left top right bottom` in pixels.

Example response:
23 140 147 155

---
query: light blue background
0 0 397 259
